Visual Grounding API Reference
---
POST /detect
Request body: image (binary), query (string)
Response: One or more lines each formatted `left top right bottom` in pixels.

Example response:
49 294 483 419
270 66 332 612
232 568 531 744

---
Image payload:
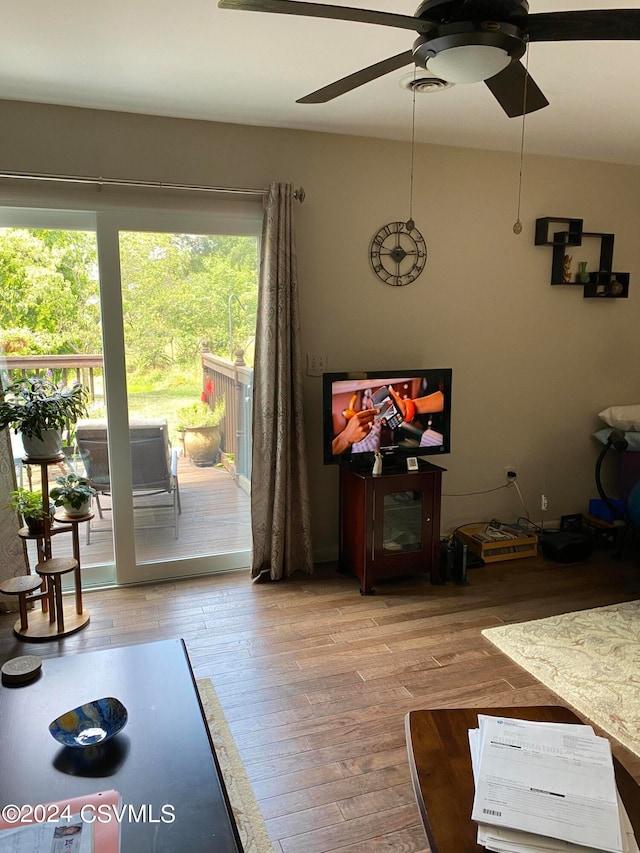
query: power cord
442 483 512 498
517 516 542 534
512 480 530 520
443 476 532 520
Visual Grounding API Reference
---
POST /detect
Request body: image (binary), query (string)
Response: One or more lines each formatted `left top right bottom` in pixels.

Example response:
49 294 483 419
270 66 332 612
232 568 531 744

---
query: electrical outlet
306 353 328 377
541 494 548 511
504 467 517 482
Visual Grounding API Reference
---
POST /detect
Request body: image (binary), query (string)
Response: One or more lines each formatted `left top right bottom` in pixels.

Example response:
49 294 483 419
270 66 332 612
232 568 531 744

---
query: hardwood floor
2 548 640 852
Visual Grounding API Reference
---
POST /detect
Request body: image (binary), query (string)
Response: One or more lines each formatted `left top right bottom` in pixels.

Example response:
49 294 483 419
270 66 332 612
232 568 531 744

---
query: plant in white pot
50 473 97 518
5 487 53 535
176 398 225 467
0 377 89 460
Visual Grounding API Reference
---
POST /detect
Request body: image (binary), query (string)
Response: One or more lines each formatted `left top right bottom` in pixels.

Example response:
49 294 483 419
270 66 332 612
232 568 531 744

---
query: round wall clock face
370 221 427 286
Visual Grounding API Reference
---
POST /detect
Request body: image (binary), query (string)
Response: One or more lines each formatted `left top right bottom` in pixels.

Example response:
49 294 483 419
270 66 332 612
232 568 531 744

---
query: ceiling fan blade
218 0 433 34
484 60 549 118
297 51 414 103
527 10 640 42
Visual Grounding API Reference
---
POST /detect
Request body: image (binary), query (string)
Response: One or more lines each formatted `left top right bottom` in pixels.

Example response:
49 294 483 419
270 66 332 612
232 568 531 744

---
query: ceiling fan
217 0 640 117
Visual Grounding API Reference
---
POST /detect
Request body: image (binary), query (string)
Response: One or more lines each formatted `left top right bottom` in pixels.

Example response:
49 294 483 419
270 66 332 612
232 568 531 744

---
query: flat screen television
322 368 452 468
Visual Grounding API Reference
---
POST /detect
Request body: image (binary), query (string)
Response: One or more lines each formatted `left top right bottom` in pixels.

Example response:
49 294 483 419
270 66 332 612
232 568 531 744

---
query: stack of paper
468 715 639 853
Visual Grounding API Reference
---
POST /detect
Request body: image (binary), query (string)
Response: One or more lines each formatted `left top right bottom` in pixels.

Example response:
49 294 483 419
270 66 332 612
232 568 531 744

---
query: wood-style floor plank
1 547 640 852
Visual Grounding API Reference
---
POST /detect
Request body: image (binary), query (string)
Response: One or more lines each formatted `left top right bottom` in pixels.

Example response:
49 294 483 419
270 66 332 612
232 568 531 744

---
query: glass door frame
0 199 262 586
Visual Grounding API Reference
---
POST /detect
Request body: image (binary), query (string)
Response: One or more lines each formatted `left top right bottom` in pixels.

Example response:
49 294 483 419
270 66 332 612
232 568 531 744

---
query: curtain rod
0 170 305 202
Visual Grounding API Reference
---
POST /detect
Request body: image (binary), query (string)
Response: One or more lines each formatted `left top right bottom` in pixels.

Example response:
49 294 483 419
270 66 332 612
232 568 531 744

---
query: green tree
119 232 258 369
0 227 258 372
0 228 100 354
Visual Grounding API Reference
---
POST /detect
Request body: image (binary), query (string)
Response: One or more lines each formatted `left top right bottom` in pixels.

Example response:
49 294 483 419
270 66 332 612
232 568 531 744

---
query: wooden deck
23 456 252 572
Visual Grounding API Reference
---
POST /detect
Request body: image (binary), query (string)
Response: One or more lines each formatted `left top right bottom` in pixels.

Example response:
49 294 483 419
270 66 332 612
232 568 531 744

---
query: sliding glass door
0 202 261 586
117 227 257 581
0 208 118 587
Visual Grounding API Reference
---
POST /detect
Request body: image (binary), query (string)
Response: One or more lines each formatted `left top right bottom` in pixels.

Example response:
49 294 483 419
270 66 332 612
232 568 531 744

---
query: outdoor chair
75 418 181 540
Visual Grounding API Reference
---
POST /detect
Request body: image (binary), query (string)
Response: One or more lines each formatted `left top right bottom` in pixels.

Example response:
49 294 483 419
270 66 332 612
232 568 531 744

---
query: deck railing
201 346 253 485
1 354 104 401
0 350 252 486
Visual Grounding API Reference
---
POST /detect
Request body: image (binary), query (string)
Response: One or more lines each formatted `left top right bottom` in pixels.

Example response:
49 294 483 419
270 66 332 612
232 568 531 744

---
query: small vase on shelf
577 261 590 284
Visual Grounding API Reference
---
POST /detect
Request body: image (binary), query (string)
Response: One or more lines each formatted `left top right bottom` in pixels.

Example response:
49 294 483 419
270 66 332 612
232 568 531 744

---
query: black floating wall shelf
534 217 629 299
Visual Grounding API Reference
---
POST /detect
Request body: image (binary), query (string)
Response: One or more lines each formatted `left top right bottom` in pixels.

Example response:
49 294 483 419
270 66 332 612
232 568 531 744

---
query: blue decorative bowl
49 697 128 748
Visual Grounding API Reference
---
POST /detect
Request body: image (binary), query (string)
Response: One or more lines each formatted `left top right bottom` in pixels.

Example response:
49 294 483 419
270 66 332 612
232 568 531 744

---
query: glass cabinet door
382 490 423 553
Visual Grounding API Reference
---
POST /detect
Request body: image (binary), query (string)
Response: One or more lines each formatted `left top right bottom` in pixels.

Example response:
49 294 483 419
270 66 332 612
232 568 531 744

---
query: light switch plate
306 353 327 377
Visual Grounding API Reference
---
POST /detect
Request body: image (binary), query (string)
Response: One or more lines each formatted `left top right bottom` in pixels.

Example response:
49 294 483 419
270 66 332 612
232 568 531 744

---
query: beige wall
1 100 639 563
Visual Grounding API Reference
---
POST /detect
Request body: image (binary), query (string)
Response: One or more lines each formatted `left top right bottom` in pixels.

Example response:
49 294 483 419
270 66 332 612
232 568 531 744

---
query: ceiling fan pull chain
406 67 417 232
513 41 530 235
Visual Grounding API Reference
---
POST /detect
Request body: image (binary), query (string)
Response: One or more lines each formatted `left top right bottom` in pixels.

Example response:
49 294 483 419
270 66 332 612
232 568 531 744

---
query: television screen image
323 369 452 466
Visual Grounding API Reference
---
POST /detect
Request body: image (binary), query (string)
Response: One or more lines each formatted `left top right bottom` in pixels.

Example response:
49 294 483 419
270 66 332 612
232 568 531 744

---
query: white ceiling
2 0 640 165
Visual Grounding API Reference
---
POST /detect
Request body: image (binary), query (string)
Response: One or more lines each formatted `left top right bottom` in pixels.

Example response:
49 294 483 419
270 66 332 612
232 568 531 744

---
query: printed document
475 790 639 853
470 715 623 852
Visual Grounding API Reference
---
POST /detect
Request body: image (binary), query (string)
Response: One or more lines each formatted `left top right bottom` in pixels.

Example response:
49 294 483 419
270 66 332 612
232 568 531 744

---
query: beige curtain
250 183 314 580
0 428 29 611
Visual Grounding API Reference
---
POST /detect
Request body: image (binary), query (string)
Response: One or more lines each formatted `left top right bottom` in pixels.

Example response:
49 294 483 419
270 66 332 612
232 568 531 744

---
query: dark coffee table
0 639 243 852
406 706 640 853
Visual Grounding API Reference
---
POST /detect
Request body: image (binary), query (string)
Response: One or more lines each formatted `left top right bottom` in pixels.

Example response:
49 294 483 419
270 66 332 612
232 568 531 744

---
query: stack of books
469 715 638 853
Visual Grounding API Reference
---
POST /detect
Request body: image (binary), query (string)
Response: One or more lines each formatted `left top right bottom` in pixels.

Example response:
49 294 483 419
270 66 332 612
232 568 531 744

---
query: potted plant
6 488 52 535
0 376 89 460
176 398 225 467
50 473 97 518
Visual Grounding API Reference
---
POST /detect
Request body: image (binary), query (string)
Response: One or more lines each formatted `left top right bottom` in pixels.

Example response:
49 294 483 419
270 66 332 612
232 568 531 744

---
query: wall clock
370 221 427 286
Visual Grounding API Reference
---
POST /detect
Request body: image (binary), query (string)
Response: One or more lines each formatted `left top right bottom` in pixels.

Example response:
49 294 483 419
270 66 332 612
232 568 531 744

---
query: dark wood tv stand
338 461 445 594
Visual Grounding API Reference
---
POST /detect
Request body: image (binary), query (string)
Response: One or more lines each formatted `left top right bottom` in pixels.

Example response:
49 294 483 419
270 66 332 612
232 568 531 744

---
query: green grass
126 366 200 394
128 386 200 419
86 368 202 444
128 383 201 444
127 368 200 427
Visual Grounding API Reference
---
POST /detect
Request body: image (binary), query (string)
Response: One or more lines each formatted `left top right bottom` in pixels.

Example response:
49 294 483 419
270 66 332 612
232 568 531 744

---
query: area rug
196 678 274 853
481 600 640 758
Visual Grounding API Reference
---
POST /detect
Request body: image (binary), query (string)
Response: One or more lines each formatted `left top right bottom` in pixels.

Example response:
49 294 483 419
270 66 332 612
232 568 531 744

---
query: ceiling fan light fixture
426 44 511 83
413 24 525 85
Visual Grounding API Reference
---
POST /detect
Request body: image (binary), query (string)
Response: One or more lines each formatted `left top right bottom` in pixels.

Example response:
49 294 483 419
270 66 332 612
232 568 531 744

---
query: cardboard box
456 524 537 563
